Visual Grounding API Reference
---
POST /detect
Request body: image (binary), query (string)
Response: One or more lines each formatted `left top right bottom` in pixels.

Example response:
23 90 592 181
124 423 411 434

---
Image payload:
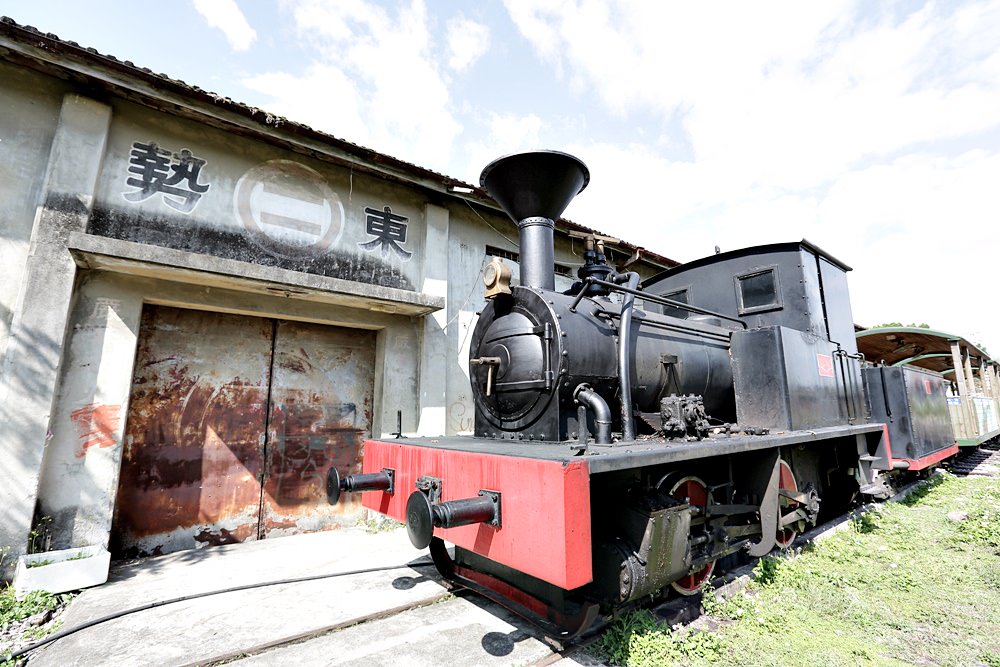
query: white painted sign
234 160 344 257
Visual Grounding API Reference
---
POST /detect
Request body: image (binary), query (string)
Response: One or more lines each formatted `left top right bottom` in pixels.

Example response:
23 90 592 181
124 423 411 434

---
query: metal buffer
325 467 395 505
406 477 501 549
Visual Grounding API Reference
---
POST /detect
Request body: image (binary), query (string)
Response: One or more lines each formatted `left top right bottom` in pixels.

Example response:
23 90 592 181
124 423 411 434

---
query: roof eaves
0 16 678 268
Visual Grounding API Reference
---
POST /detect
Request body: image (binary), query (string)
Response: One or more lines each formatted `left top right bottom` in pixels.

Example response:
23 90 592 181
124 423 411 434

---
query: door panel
261 320 376 537
112 306 273 558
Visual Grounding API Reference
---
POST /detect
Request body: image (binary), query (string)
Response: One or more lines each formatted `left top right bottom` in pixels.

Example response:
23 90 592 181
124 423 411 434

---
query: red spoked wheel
775 460 799 549
668 476 716 596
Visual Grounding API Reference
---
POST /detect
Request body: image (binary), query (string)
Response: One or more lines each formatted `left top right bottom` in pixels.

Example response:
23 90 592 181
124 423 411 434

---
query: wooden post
964 348 980 436
950 341 976 439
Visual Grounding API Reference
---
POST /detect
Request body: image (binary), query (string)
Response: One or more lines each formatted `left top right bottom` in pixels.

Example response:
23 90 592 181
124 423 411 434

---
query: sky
5 0 1000 354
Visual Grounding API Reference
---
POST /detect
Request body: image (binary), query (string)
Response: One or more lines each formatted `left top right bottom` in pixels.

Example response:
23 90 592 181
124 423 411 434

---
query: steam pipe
617 271 641 442
574 384 612 445
517 216 556 290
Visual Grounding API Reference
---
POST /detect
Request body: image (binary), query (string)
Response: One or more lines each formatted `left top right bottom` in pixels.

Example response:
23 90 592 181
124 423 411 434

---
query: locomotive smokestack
480 151 589 290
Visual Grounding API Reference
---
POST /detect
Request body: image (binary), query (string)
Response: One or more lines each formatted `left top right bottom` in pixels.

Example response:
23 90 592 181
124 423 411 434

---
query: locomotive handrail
618 271 641 442
568 277 748 329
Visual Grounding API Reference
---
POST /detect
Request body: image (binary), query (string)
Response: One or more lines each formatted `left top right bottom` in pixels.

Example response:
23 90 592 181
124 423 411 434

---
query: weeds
751 556 782 586
27 517 52 555
24 560 53 569
21 619 61 641
897 472 945 506
596 610 723 667
595 473 1000 666
850 509 880 534
357 514 404 534
1 586 74 666
0 587 71 628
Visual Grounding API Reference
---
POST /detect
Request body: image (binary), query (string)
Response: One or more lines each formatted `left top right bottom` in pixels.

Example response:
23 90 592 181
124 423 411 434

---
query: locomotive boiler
326 151 958 637
470 151 737 445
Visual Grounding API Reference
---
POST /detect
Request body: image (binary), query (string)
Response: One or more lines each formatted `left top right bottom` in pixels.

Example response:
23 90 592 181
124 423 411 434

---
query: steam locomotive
326 151 957 637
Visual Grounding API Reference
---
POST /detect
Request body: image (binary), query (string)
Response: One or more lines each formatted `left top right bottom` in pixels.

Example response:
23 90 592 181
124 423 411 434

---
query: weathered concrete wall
33 272 142 551
0 61 63 372
0 93 112 577
88 99 425 292
416 204 449 435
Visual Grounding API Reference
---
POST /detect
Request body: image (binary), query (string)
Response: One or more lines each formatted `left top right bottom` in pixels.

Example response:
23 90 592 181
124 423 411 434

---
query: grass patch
594 472 1000 666
1 585 75 665
357 514 404 534
0 588 69 628
597 610 724 667
24 560 54 569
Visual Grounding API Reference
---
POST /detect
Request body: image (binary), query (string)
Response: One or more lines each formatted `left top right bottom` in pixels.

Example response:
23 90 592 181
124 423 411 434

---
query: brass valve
483 258 512 298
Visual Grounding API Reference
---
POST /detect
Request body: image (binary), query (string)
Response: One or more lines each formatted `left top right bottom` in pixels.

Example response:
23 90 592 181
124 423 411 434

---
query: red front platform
361 439 593 590
894 443 960 471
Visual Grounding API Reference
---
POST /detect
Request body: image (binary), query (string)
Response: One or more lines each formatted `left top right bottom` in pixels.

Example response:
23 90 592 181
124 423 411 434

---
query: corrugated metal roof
855 326 994 375
0 16 678 269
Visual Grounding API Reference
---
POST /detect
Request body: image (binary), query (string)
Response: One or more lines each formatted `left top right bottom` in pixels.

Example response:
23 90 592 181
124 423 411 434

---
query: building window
735 267 782 314
485 245 572 277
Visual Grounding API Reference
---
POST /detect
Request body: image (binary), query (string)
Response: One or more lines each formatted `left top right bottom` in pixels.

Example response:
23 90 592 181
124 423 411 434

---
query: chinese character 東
358 206 412 260
124 141 210 213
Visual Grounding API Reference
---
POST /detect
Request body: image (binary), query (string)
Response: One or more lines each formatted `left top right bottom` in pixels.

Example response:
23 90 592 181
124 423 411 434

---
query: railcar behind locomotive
326 150 958 636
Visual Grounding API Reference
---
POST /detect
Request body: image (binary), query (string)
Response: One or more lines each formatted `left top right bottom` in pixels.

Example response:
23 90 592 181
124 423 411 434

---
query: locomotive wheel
775 460 799 548
668 476 716 596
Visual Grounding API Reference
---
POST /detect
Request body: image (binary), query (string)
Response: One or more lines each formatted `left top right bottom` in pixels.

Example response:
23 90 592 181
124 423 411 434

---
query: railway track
214 449 1000 666
191 475 935 666
950 439 1000 477
22 448 995 667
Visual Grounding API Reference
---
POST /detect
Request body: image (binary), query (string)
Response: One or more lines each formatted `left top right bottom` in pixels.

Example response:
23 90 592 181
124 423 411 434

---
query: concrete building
0 17 674 576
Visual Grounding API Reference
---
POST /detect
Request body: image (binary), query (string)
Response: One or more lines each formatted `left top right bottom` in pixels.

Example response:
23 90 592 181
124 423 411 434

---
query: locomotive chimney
480 151 589 290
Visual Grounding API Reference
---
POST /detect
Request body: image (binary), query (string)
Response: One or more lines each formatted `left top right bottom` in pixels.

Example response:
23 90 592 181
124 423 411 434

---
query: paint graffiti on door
267 400 363 506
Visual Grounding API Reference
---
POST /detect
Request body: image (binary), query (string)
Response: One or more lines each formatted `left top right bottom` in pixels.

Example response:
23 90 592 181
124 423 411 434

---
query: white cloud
458 113 545 184
818 150 1000 345
488 112 542 148
504 1 1000 187
243 0 461 169
508 0 1000 352
446 16 490 72
243 65 366 139
192 0 257 51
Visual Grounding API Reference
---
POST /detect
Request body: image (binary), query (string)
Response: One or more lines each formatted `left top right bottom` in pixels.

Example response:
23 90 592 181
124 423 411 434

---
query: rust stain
277 348 315 374
71 403 121 457
193 524 255 547
113 306 272 557
114 307 379 556
266 399 365 507
260 321 376 537
143 355 177 367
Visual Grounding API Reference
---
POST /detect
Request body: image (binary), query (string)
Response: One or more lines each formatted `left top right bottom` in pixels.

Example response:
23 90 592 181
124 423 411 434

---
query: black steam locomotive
327 151 956 636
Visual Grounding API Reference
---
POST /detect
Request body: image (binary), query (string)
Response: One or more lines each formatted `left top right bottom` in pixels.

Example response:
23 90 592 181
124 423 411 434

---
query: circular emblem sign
234 160 344 258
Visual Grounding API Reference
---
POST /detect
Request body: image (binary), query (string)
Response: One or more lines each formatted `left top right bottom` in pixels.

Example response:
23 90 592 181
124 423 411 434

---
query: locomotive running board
429 538 600 640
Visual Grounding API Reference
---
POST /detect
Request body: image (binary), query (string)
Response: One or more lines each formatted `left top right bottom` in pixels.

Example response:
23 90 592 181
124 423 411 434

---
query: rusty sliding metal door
259 320 376 538
112 306 273 558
